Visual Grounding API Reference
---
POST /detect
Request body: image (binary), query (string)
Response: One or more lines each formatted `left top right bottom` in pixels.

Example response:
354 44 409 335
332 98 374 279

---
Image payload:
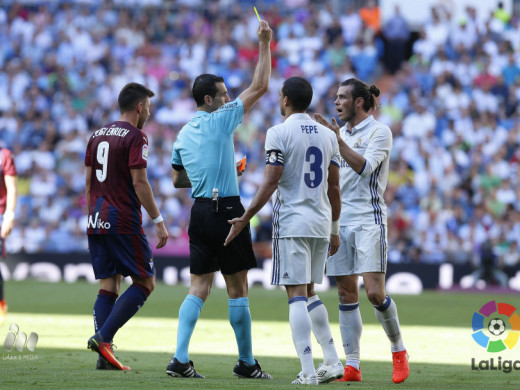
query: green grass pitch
1 280 519 389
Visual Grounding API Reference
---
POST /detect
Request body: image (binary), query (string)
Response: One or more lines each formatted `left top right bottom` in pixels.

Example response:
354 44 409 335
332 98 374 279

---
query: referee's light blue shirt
171 98 244 198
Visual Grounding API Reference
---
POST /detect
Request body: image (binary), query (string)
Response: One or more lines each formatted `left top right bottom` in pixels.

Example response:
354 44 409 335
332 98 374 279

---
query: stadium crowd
0 0 519 273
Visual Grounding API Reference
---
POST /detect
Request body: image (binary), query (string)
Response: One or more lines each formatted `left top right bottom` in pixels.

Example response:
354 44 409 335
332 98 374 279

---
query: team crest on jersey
142 144 148 161
353 138 363 148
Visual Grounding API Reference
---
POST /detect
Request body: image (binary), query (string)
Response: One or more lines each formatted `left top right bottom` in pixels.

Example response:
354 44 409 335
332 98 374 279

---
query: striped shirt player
85 82 168 371
0 147 17 258
0 147 17 325
85 122 147 236
266 113 341 285
85 121 155 279
0 147 16 258
326 115 392 275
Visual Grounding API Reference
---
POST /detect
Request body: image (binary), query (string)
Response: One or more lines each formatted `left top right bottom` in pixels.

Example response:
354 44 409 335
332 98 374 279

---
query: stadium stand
0 0 519 276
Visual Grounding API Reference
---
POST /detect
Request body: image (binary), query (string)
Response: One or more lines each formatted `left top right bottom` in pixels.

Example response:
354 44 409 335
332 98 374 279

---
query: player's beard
137 116 146 129
341 101 356 125
280 105 285 116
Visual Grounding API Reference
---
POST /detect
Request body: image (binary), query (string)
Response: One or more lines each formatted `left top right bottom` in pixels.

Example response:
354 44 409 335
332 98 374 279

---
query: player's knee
337 287 358 304
134 277 155 294
189 285 211 301
366 290 384 306
227 285 247 299
146 279 155 293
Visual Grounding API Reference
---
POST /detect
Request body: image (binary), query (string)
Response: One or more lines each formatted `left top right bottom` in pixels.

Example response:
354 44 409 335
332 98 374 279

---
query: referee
165 20 272 380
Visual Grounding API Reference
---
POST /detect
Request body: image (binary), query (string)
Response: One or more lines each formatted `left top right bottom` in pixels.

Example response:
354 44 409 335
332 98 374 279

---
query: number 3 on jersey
304 146 322 188
96 141 109 182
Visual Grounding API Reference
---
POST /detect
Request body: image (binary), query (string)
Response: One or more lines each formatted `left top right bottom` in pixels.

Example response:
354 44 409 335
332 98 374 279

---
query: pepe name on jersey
301 124 318 134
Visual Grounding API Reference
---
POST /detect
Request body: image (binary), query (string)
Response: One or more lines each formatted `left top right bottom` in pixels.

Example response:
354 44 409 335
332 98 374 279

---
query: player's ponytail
340 78 380 112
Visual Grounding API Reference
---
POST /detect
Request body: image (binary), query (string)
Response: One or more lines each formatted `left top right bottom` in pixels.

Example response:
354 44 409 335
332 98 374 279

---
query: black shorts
188 197 257 275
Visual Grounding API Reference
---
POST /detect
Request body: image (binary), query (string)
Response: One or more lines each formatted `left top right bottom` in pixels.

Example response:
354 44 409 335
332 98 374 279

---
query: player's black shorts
189 196 257 275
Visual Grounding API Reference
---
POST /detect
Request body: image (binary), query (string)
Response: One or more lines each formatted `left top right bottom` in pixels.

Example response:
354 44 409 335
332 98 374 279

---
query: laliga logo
471 301 520 373
472 300 520 352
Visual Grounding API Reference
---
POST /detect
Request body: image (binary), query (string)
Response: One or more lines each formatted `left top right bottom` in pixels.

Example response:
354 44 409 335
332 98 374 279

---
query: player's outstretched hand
328 233 340 256
155 222 169 249
314 113 340 137
224 217 248 246
257 20 272 43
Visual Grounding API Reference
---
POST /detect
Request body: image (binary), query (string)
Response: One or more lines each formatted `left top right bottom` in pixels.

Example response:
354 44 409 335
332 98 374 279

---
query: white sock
373 295 405 353
339 302 362 370
307 295 340 365
289 297 315 377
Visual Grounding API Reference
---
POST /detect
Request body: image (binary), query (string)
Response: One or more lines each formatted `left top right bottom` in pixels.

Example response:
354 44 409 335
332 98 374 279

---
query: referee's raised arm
238 20 272 114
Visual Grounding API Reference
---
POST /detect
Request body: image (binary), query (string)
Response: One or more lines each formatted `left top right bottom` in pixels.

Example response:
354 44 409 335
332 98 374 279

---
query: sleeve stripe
357 160 367 175
330 160 340 168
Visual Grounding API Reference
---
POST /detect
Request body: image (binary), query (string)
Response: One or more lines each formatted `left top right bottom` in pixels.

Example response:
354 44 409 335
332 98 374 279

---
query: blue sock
174 294 204 363
99 284 149 342
229 297 255 366
374 295 392 312
93 289 118 332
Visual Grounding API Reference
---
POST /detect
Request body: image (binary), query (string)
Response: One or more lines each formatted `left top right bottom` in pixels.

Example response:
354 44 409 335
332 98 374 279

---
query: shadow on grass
5 281 520 328
1 348 518 389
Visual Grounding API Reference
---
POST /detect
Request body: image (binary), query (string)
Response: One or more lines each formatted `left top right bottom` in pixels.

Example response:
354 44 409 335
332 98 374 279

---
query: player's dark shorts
189 196 257 275
88 234 154 279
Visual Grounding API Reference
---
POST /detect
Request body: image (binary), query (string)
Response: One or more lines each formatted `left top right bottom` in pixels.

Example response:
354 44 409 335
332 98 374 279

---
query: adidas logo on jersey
283 273 290 279
329 338 334 345
303 346 311 355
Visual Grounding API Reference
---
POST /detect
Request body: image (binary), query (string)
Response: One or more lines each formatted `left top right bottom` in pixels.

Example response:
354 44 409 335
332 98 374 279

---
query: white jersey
338 115 392 226
265 113 340 238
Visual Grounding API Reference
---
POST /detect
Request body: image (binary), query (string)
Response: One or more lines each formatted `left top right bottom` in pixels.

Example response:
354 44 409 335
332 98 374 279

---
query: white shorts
326 224 387 276
271 237 329 285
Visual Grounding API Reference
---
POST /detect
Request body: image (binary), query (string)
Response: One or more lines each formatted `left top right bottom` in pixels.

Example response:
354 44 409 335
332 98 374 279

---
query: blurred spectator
471 239 508 287
382 5 410 74
0 0 518 272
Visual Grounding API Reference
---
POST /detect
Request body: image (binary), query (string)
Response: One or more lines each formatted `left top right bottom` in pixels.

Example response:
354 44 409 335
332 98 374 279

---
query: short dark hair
118 82 154 113
281 77 313 111
192 74 225 107
340 78 380 112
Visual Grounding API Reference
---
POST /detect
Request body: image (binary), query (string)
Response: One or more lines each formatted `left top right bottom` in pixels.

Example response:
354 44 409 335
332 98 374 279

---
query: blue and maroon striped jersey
85 121 148 235
0 148 17 215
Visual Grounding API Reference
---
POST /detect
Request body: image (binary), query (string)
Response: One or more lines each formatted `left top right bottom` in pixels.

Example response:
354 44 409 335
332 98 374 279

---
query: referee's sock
93 289 118 332
339 302 362 370
289 296 315 378
174 294 204 363
373 295 405 353
99 283 149 343
229 297 255 366
307 295 340 366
